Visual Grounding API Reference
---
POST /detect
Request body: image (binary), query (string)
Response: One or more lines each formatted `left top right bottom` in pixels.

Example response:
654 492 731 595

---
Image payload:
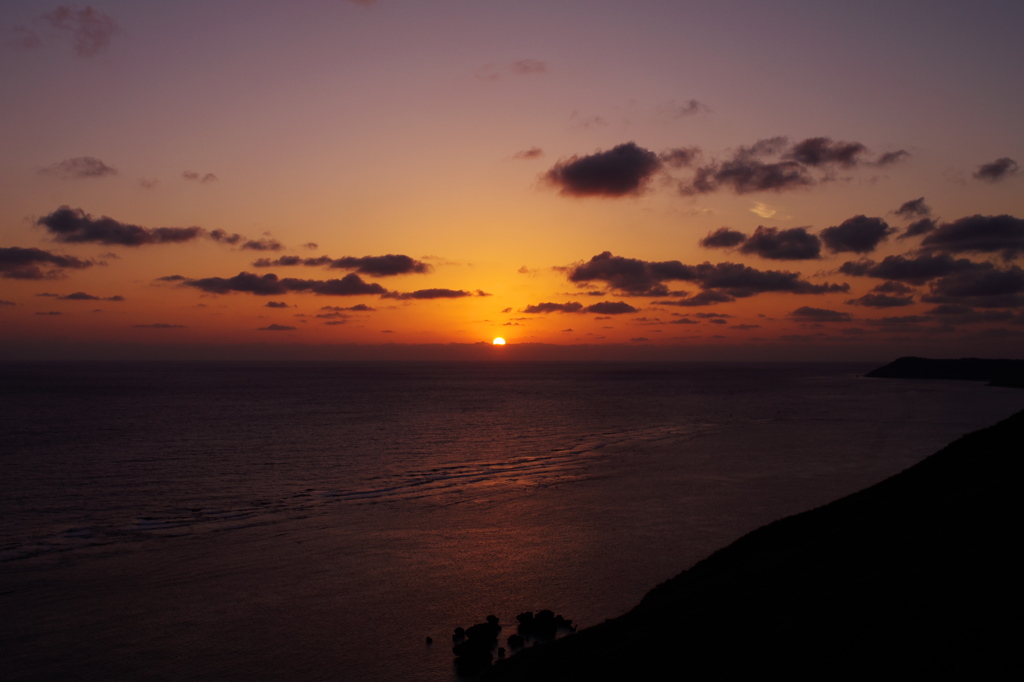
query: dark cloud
785 137 866 167
265 301 289 308
38 206 204 246
873 281 916 295
544 142 663 197
253 254 429 275
258 324 296 331
898 218 937 240
132 323 185 329
304 242 318 250
56 291 123 301
895 197 930 219
240 238 283 252
329 255 431 276
738 226 821 260
846 293 914 308
973 157 1018 182
919 214 1024 259
925 264 1024 308
699 227 747 249
0 300 14 306
680 136 901 195
568 251 845 299
513 147 544 160
0 246 93 280
322 303 376 312
43 6 120 57
584 301 639 315
185 272 387 297
820 215 894 254
568 251 692 295
40 156 117 179
790 307 853 322
382 288 477 300
659 147 701 168
155 274 187 281
523 302 584 313
839 253 980 285
875 150 910 166
36 311 62 316
692 262 847 297
925 305 1015 324
509 59 547 75
182 171 218 183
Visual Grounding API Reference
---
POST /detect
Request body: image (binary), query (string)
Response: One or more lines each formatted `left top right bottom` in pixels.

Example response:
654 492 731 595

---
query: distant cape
866 356 1024 387
485 409 1023 680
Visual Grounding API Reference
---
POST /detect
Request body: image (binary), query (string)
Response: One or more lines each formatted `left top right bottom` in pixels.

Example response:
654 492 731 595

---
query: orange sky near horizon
2 1 1023 361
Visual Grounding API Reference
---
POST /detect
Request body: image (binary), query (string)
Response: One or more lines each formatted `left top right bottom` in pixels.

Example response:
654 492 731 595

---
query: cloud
509 58 547 75
919 214 1024 259
322 304 376 312
874 150 910 166
679 136 902 195
185 272 387 297
790 306 853 322
513 147 544 160
382 288 485 300
894 197 930 219
43 6 120 57
253 254 429 275
839 253 982 285
584 301 639 315
567 251 692 295
925 264 1024 308
0 300 15 306
699 227 747 249
820 215 894 253
658 146 701 169
544 142 663 197
265 301 289 308
0 246 93 279
258 324 297 331
738 226 821 260
655 290 736 307
785 137 866 167
657 99 710 119
240 238 283 251
38 206 204 246
898 217 936 240
329 255 431 276
56 291 123 301
132 323 185 329
567 251 846 299
182 171 218 183
846 293 914 308
973 157 1018 182
522 302 584 313
40 156 117 179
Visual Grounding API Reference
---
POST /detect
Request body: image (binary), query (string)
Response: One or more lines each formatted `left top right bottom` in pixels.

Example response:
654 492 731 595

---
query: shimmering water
2 362 1020 681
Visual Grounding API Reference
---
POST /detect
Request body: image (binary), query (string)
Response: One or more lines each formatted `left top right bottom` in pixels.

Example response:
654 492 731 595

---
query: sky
2 0 1023 361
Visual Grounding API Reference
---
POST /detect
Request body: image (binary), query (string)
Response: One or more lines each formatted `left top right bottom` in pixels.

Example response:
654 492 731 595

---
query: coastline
486 408 1023 679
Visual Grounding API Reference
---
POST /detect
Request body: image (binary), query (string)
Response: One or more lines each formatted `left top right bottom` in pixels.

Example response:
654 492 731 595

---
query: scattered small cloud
182 171 218 183
894 197 930 219
185 271 387 297
522 302 583 313
657 99 710 120
39 156 117 179
265 301 289 308
257 324 296 331
382 288 480 300
38 206 204 246
584 301 639 315
513 147 544 160
919 214 1024 260
699 227 747 249
973 157 1018 182
42 6 120 57
738 226 821 260
132 323 185 329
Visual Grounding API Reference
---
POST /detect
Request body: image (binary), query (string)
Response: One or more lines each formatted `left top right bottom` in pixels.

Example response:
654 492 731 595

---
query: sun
492 337 506 345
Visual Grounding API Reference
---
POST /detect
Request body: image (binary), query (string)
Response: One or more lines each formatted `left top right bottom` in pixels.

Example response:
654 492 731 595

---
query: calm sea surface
2 362 1021 681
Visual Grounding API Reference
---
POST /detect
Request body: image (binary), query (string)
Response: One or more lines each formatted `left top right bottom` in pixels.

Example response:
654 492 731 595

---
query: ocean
2 361 1021 681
